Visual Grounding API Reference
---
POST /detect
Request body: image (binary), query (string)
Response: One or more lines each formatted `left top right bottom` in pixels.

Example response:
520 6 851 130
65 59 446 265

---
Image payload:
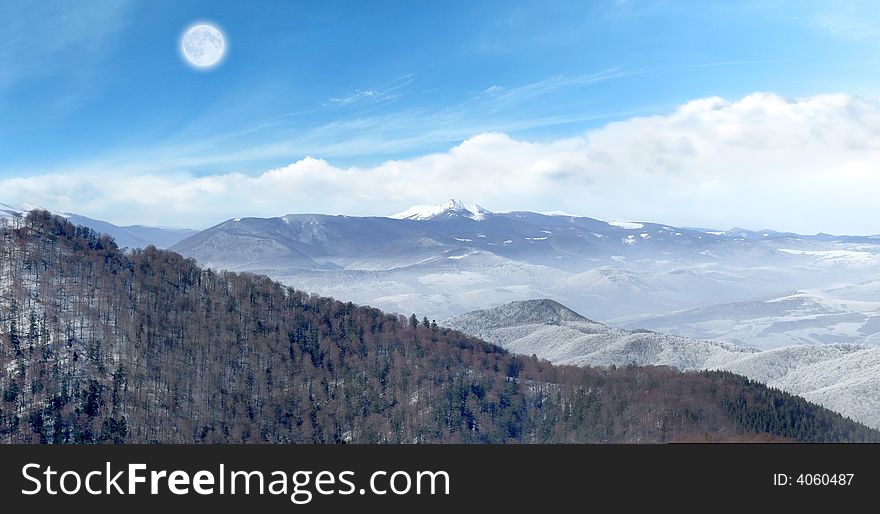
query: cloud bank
3 92 880 233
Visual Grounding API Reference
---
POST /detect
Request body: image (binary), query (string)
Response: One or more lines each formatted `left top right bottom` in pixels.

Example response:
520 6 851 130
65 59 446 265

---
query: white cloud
329 90 379 105
326 73 416 107
4 92 880 234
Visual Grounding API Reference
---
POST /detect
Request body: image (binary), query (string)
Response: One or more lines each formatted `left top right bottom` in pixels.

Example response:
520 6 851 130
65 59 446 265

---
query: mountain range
164 199 880 326
170 198 794 272
1 202 195 249
445 299 880 430
5 211 875 443
6 199 880 349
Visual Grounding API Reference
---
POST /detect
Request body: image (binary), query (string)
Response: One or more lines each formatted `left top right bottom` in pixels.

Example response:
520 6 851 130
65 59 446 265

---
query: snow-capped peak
390 199 491 221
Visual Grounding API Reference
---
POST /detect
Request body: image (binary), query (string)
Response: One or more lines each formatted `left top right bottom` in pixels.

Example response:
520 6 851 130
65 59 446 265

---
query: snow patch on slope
607 220 644 229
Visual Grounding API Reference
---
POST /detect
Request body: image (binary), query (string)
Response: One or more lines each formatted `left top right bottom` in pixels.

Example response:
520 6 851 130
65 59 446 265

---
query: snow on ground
606 220 644 229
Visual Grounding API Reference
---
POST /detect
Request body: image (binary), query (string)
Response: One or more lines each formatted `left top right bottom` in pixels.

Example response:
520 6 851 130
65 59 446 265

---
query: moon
180 23 226 69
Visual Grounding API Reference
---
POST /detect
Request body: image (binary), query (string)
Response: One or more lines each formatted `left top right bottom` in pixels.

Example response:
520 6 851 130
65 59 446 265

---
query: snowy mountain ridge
390 199 491 221
445 299 880 430
445 299 757 369
169 202 880 322
1 203 196 249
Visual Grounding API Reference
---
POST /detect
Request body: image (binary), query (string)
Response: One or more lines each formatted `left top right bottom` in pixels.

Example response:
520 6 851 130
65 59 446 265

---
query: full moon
180 24 226 69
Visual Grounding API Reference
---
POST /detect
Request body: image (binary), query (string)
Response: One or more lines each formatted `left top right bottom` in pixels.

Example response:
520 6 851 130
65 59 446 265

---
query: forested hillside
1 211 877 443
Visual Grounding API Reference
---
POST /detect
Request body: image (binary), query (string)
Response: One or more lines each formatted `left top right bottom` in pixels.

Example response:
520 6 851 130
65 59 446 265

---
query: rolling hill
445 299 880 429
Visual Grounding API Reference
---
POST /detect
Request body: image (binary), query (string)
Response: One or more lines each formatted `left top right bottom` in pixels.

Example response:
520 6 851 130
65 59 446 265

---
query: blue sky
2 1 880 231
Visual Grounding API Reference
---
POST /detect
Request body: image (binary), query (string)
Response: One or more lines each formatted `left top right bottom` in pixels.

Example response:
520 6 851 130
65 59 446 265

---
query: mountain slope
2 211 876 443
65 214 196 249
172 199 789 273
2 202 194 249
446 299 880 429
445 300 757 369
390 199 490 221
